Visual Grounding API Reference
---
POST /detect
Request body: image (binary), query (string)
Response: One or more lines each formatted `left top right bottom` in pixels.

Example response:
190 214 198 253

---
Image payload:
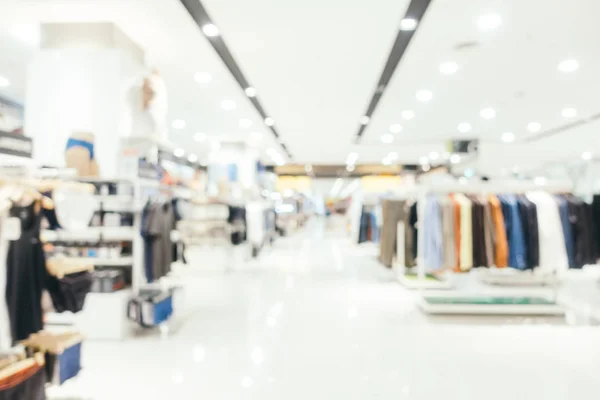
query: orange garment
450 194 461 272
488 194 508 268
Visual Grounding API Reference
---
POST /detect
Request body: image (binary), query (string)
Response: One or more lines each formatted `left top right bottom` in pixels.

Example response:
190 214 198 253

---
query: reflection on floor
50 218 600 399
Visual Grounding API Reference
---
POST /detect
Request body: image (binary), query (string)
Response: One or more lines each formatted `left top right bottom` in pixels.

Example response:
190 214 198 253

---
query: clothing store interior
1 0 600 398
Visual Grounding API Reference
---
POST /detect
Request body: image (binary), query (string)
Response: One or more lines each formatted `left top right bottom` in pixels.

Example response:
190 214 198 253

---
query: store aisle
54 219 600 399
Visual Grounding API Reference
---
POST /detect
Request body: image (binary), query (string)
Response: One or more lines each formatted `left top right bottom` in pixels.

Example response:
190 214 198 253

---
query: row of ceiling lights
198 21 286 162
372 12 588 166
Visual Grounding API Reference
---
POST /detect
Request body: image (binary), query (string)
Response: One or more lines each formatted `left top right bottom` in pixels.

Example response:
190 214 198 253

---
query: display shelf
94 195 137 212
47 256 134 267
419 295 564 315
478 268 559 287
42 227 136 242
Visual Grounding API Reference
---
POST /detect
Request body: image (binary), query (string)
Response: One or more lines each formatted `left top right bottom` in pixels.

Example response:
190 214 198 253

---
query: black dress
5 202 46 342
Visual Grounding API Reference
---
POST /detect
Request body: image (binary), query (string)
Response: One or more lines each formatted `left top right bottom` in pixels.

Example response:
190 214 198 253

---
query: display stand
414 180 572 316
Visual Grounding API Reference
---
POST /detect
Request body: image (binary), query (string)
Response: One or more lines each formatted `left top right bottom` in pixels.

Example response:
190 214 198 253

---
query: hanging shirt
555 195 575 268
498 194 527 270
454 194 473 271
488 195 508 268
0 215 11 351
422 195 443 272
439 196 457 269
449 194 461 270
517 195 539 269
526 191 568 274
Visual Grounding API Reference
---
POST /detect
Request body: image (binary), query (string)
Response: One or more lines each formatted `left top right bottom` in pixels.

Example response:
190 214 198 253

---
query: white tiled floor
51 219 600 399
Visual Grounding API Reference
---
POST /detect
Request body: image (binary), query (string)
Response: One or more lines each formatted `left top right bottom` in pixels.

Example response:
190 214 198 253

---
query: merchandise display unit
411 180 574 316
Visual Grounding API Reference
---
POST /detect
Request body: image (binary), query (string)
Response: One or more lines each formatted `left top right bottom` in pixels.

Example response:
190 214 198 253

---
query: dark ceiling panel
354 0 433 143
178 0 291 158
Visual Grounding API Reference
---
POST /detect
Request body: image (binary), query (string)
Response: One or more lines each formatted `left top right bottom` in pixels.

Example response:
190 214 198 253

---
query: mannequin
126 69 169 142
65 132 99 177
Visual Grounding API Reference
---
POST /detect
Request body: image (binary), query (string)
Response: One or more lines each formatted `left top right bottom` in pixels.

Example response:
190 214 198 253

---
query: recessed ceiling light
450 154 461 164
173 148 185 157
172 119 186 129
457 122 472 133
250 131 263 140
389 124 403 134
388 152 398 160
401 110 415 120
381 133 394 144
526 122 541 133
419 156 429 165
202 23 220 37
439 61 459 75
346 152 358 164
582 151 592 160
264 117 275 126
562 107 577 118
429 151 439 160
501 132 515 143
194 72 212 83
245 87 257 97
221 100 236 111
382 157 392 166
480 108 496 119
477 14 502 32
558 59 579 73
416 90 433 102
0 75 10 87
399 18 418 31
422 164 431 172
346 164 355 172
239 118 253 129
187 154 198 163
194 132 207 142
359 116 370 125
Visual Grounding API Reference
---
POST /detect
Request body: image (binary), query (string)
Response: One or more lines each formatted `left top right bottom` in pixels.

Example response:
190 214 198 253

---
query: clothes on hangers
497 194 527 270
422 195 443 272
378 199 406 267
141 200 175 282
517 195 539 269
526 192 568 274
488 194 508 268
0 214 10 351
5 201 46 342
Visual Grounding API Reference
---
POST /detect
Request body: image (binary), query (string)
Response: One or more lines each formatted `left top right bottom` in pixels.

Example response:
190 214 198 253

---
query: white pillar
25 23 144 178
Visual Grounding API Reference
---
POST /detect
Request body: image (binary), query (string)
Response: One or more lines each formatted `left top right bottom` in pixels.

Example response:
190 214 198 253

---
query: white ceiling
0 0 599 173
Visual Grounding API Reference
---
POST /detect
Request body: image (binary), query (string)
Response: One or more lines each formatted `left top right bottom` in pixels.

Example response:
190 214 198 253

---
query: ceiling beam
178 0 292 159
354 0 433 143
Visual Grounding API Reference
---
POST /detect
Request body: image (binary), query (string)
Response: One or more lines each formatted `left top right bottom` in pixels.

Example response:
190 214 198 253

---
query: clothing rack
412 180 573 315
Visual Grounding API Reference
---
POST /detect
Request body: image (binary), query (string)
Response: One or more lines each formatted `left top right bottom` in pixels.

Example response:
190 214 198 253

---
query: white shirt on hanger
526 191 569 274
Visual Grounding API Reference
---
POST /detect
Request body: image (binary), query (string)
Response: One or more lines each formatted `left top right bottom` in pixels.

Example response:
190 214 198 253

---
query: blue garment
555 196 575 268
423 195 443 271
65 138 95 159
369 212 379 242
498 194 527 269
58 342 82 384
